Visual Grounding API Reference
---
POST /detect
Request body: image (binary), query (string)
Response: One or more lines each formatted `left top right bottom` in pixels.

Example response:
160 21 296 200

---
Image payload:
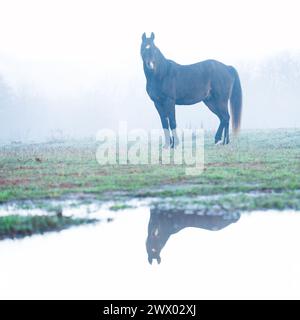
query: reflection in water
1 208 300 299
146 208 240 264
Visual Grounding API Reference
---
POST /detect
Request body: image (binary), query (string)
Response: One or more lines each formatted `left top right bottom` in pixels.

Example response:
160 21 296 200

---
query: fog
0 0 300 142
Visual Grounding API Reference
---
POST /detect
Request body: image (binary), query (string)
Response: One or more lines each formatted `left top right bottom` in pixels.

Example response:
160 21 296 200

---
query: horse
146 207 240 264
140 32 242 147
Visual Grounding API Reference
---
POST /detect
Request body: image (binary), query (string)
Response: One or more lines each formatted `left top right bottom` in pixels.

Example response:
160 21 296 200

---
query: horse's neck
156 50 169 77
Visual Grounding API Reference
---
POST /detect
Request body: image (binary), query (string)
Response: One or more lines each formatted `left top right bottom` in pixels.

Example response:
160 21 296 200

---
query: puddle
0 197 151 220
0 205 300 299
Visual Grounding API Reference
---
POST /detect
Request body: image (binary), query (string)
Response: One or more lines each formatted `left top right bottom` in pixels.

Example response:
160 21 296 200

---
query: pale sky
0 0 299 63
1 0 299 96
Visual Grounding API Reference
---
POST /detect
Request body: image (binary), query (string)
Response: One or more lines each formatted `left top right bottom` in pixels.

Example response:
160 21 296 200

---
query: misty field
0 129 299 214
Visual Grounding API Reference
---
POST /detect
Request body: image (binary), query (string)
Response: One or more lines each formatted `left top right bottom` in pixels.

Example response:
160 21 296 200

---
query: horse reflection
146 208 240 264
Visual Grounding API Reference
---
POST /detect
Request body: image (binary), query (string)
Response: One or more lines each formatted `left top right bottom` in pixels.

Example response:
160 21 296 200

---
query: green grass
109 203 134 211
0 129 299 212
0 214 97 240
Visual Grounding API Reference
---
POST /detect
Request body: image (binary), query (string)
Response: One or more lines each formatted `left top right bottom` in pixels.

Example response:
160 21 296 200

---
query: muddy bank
1 191 299 240
0 214 96 240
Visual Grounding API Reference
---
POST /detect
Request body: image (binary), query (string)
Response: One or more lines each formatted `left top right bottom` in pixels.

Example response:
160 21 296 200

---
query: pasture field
0 129 299 213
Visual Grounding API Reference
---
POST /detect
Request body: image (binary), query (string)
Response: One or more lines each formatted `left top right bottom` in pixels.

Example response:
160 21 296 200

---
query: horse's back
170 59 234 104
172 59 233 83
174 59 229 71
197 59 234 80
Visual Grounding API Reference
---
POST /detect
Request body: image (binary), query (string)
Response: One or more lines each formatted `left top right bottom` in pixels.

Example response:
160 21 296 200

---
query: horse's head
141 32 159 72
146 223 166 265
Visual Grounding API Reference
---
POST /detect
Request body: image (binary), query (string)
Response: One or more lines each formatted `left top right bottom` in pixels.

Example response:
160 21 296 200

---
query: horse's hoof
215 140 222 145
171 140 179 149
222 139 230 145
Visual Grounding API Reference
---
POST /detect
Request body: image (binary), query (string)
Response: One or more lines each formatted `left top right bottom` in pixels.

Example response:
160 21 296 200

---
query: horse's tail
228 66 242 133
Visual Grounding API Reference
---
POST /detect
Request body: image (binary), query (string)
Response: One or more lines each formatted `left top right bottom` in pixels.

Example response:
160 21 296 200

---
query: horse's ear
142 32 146 41
150 32 155 41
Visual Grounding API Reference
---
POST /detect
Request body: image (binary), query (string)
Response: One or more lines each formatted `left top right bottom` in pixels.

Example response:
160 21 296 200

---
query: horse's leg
219 107 230 145
168 104 179 148
215 120 224 144
203 98 224 144
155 102 171 148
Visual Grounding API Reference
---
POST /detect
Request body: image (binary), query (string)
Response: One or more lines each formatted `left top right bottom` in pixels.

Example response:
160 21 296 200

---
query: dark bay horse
141 32 242 146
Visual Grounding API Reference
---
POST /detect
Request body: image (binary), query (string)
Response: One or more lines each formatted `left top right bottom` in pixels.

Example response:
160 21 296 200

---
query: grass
0 129 299 211
0 214 97 240
109 203 134 211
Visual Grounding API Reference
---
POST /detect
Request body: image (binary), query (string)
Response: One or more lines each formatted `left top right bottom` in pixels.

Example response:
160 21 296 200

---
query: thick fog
0 0 300 142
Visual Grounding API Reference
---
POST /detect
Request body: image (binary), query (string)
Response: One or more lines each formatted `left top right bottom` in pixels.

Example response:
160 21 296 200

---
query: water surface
0 206 299 299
